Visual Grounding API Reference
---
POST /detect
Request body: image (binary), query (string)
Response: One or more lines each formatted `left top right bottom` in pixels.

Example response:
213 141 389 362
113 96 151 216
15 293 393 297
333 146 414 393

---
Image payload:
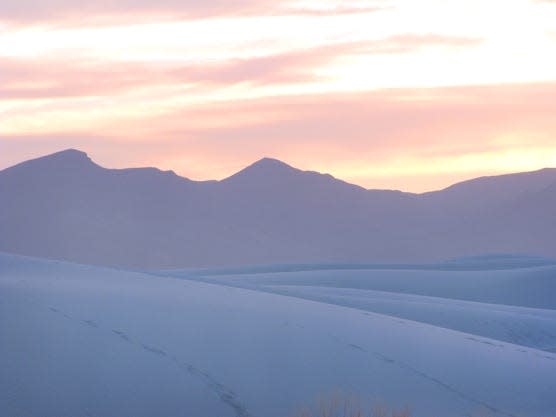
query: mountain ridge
4 148 555 194
1 148 556 268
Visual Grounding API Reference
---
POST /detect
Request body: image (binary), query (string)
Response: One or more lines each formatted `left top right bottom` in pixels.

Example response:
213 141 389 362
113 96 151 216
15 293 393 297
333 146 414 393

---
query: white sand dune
2 253 555 417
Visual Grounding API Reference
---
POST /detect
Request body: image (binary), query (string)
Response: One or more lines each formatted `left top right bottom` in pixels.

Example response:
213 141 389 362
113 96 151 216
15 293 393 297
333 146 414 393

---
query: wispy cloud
0 34 481 99
0 0 388 25
0 0 268 23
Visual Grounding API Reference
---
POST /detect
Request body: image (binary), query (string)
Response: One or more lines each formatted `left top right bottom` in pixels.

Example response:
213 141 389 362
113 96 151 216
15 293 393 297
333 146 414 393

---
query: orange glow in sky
1 0 556 191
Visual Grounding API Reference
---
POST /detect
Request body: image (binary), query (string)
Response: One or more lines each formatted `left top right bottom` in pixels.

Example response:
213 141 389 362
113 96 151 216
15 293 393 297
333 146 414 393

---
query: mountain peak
46 148 92 162
221 157 368 194
250 157 295 170
222 157 299 184
1 148 99 175
35 148 99 169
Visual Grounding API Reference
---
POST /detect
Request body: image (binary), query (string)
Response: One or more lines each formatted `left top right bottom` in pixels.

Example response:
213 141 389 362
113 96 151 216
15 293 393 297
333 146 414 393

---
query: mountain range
1 149 555 269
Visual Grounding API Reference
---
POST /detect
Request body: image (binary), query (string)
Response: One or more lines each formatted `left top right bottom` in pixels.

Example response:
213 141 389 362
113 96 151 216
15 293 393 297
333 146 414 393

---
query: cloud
151 82 556 149
276 4 390 16
0 0 268 23
0 33 481 99
0 59 161 98
377 33 482 51
0 0 388 25
171 34 480 85
0 54 323 99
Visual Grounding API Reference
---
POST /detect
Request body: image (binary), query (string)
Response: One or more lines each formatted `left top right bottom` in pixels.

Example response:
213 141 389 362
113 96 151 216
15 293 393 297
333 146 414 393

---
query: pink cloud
0 0 388 25
0 34 481 99
0 0 270 23
0 59 162 98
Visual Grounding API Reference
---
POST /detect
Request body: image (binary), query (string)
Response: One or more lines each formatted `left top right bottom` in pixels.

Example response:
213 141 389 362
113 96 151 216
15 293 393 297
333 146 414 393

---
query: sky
1 0 556 192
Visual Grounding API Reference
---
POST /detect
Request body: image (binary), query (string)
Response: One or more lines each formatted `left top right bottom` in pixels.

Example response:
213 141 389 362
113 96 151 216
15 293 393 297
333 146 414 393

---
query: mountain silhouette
1 149 555 268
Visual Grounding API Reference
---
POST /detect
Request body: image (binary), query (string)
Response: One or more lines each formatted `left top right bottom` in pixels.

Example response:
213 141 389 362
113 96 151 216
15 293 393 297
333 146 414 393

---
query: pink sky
1 0 556 191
